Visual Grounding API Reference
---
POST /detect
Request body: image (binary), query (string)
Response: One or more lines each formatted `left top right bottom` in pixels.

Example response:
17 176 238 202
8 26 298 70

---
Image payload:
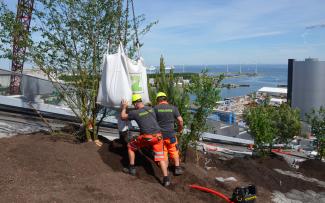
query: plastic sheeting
97 43 150 107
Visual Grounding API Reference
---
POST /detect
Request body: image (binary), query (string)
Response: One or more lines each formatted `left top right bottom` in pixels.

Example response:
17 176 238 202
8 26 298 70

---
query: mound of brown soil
299 159 325 181
1 133 323 202
0 133 219 202
214 156 324 193
99 139 220 202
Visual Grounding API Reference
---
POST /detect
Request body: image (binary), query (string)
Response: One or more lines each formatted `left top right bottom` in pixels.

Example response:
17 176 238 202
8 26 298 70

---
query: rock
215 176 237 183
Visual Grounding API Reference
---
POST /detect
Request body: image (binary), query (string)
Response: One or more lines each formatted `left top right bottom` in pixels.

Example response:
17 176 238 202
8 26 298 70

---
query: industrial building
288 58 325 119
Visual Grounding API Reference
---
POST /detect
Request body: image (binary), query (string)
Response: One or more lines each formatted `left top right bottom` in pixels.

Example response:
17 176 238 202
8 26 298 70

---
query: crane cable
130 0 141 57
116 0 123 43
123 0 129 47
107 0 140 57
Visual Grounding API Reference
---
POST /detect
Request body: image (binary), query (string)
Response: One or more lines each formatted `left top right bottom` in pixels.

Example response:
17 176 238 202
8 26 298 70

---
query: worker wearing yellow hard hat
132 94 142 104
156 92 167 99
154 92 184 176
120 94 170 186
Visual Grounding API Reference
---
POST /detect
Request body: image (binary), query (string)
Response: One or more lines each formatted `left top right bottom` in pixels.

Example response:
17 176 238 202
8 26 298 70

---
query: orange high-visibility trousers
163 137 179 160
128 133 165 161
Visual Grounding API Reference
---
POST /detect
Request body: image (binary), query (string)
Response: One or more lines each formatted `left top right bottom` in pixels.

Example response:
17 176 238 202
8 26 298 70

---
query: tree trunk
85 127 92 142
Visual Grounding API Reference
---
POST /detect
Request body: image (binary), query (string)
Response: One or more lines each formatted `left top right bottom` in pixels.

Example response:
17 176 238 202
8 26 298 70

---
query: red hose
189 184 234 203
271 149 292 155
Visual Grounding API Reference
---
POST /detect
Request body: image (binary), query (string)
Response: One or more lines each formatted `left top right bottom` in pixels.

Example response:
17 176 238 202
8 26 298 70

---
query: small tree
148 55 168 105
1 0 156 142
244 105 276 154
181 70 224 160
156 55 168 94
274 104 301 145
306 106 325 160
245 103 302 154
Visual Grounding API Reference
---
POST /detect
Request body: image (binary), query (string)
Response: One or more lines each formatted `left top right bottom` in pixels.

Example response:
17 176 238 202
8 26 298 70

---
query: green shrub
306 106 325 160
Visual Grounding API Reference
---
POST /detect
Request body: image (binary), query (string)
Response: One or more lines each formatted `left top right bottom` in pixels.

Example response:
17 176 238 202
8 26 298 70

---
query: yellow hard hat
132 94 142 103
156 92 167 99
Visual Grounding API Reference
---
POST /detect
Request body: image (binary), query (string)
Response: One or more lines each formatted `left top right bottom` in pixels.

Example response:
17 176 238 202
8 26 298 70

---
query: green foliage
148 72 198 80
244 103 301 155
181 70 224 160
275 104 301 144
244 105 276 153
0 1 33 60
154 55 168 96
306 106 325 160
32 0 126 141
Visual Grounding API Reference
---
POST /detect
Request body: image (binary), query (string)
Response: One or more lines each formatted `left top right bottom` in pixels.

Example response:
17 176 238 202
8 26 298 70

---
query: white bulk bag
97 44 132 107
97 43 150 107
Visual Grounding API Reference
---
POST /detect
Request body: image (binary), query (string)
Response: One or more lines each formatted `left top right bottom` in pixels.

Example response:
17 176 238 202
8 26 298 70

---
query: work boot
122 165 136 176
174 166 184 176
162 176 171 187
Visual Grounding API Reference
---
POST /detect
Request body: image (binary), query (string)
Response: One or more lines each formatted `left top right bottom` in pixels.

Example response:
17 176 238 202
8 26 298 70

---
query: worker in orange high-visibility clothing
154 92 184 175
121 94 170 186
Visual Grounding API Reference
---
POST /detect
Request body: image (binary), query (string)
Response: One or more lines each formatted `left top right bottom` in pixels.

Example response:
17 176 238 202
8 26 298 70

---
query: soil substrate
0 133 324 202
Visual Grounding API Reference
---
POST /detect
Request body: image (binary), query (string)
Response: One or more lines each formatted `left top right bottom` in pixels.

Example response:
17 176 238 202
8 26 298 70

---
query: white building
257 87 287 98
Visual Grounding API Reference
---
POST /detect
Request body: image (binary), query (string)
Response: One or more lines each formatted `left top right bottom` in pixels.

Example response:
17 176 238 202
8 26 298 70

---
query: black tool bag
231 185 257 203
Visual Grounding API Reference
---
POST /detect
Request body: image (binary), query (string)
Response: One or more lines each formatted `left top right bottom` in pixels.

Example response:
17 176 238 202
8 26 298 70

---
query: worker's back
128 106 160 135
154 102 180 138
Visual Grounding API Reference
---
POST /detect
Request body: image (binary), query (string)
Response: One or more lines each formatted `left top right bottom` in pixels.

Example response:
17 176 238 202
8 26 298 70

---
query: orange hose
189 184 233 203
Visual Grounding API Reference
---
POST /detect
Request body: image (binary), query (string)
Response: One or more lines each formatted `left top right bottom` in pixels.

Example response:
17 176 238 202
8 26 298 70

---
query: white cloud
215 31 285 43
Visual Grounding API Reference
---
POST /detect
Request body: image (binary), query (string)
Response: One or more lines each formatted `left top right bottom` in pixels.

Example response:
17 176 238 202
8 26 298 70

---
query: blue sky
135 0 325 65
1 0 325 68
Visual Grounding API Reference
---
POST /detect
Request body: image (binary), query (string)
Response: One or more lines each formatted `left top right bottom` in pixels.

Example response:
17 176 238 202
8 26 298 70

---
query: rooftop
258 87 287 94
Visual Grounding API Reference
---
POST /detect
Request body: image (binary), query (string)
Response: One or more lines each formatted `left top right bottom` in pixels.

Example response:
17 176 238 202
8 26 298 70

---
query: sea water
173 64 287 99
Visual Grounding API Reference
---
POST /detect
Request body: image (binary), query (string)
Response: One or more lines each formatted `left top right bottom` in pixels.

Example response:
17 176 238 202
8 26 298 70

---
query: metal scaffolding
9 0 34 95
